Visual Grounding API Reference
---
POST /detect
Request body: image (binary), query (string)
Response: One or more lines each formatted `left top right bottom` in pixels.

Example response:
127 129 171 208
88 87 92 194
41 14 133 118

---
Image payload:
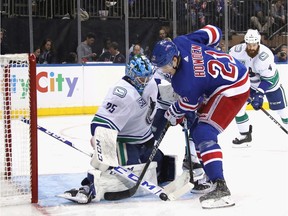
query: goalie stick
103 122 171 201
260 107 288 135
163 118 195 200
20 117 170 200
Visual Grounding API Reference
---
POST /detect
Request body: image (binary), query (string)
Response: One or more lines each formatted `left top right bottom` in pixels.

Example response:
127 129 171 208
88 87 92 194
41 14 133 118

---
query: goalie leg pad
92 162 159 201
90 127 119 171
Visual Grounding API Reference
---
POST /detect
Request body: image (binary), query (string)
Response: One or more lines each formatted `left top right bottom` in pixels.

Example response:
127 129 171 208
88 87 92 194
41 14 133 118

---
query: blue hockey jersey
172 25 249 112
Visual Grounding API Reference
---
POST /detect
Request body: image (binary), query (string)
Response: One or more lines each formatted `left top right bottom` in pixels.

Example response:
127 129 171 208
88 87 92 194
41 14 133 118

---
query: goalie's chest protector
100 79 158 142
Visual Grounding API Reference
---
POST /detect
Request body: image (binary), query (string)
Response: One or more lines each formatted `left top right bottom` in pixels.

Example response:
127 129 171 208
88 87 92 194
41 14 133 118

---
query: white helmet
244 29 261 44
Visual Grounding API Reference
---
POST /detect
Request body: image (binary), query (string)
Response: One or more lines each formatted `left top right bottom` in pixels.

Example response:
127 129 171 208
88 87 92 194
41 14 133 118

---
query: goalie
60 55 175 204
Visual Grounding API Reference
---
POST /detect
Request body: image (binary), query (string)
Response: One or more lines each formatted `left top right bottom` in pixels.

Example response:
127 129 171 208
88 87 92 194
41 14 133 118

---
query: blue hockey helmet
126 55 153 94
151 40 179 68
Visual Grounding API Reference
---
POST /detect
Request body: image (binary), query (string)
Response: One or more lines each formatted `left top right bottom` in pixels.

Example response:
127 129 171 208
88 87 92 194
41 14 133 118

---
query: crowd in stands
1 1 287 64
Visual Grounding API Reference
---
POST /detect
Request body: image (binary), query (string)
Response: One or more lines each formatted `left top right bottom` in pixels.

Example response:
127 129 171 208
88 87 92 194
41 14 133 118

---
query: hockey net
0 54 38 206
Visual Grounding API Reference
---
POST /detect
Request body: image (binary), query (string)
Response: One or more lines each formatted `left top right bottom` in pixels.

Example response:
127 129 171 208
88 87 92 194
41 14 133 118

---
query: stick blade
104 186 137 200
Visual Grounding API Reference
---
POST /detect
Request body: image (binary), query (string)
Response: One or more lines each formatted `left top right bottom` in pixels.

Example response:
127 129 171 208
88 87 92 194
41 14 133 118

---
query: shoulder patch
113 86 127 98
234 44 243 52
259 51 269 61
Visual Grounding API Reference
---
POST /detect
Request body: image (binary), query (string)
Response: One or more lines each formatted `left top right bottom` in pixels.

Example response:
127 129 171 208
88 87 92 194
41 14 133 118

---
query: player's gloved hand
184 111 197 129
164 106 184 126
251 90 264 110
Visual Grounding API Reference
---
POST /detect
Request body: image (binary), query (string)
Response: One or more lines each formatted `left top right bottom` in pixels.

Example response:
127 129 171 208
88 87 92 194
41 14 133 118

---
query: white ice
1 110 288 216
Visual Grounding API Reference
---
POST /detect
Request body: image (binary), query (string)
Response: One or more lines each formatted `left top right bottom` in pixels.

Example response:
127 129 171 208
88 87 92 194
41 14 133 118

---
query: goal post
0 53 38 206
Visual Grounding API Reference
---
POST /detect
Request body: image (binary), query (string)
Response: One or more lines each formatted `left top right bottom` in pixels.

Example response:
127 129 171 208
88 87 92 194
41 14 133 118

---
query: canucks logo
137 97 147 108
113 86 127 98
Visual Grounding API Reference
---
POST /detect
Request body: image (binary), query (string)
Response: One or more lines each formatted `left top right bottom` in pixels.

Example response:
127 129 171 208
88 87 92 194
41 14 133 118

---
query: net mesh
0 54 32 206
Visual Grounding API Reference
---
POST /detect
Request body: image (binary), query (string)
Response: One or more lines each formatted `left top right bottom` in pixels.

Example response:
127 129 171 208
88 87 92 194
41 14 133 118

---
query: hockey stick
183 118 194 183
103 122 171 201
260 107 288 135
20 117 93 157
163 119 195 200
20 117 169 200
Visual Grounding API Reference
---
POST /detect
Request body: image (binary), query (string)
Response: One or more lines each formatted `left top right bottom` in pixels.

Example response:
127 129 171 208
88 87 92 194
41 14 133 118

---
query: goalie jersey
91 77 158 144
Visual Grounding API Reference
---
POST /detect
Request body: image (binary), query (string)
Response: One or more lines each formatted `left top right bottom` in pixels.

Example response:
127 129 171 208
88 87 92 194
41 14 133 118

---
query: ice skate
57 186 95 204
199 179 235 209
182 159 205 181
182 159 213 194
232 125 252 147
191 175 213 194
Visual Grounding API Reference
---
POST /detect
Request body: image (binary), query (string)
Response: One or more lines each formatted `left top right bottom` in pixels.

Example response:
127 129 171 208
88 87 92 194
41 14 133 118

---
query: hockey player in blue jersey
151 25 250 209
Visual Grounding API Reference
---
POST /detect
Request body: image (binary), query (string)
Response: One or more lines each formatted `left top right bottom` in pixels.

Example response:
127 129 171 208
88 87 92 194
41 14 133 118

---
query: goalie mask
126 55 153 94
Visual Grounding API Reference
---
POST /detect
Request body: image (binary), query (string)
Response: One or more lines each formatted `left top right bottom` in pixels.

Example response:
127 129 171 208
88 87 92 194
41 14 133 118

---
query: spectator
186 0 207 31
129 44 143 60
0 28 9 54
63 52 78 64
274 44 288 63
271 0 286 33
159 26 172 41
97 37 112 61
33 46 41 63
215 0 224 29
77 32 97 64
39 38 57 64
100 37 112 55
108 41 126 63
250 0 274 34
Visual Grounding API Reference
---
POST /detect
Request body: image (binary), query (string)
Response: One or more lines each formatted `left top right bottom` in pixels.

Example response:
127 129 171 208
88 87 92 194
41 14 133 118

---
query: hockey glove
251 91 264 110
164 106 184 126
184 111 197 129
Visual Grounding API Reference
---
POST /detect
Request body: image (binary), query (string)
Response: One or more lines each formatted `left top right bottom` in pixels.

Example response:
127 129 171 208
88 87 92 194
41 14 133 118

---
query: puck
159 193 168 201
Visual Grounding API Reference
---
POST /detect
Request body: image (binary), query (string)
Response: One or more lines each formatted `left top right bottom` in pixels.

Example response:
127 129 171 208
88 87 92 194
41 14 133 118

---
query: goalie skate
57 186 95 204
199 179 235 209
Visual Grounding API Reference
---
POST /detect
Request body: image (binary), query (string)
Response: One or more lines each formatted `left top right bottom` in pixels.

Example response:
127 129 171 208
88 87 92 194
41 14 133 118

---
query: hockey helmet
151 40 179 68
244 29 261 44
126 55 153 93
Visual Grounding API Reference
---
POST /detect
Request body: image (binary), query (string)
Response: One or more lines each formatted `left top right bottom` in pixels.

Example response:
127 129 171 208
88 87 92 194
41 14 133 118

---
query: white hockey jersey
153 68 178 110
92 78 158 144
229 43 280 92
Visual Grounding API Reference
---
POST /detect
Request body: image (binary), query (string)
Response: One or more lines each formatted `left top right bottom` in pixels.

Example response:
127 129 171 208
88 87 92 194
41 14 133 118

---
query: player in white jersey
60 55 175 204
229 29 288 146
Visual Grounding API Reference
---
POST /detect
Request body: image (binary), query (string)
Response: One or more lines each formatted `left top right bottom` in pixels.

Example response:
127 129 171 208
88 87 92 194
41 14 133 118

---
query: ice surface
1 110 288 216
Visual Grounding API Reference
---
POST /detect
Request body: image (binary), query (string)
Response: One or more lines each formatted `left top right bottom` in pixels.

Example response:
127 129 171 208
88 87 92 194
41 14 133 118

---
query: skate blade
201 195 235 209
232 143 251 148
56 194 89 204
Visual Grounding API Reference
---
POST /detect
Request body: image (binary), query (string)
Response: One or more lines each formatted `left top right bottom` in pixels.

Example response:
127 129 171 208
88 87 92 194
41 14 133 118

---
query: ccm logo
96 139 103 161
